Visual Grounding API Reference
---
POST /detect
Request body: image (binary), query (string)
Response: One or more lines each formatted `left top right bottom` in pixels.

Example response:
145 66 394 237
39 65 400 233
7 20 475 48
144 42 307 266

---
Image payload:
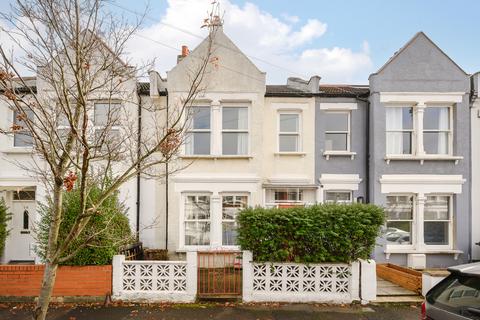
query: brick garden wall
0 265 112 297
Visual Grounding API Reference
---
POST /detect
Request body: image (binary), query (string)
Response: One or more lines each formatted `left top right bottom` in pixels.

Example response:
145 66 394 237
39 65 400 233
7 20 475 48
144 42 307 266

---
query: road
0 302 422 319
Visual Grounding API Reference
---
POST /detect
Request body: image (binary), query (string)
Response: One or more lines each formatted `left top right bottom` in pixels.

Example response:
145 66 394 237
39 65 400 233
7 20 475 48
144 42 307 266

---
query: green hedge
0 199 12 257
37 180 133 266
237 203 385 263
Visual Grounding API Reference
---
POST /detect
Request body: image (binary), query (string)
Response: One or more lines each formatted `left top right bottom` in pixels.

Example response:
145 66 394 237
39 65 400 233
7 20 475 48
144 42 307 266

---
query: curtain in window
437 107 449 154
386 107 403 154
237 133 248 154
237 107 248 129
185 133 194 155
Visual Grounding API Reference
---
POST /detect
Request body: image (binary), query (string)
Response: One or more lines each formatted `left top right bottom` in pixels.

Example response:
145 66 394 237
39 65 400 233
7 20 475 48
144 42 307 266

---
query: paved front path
0 303 421 319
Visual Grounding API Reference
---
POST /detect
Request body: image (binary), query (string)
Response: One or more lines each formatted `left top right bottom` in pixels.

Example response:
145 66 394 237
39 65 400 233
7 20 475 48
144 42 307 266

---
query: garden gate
197 251 242 298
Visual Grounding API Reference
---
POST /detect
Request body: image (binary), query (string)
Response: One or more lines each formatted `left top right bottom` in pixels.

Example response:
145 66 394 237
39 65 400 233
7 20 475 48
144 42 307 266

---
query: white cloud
125 0 373 83
1 0 374 83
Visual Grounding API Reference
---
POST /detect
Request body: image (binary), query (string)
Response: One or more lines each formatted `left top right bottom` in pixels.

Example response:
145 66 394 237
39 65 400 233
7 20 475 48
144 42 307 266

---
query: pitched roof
265 84 369 97
371 31 468 77
265 85 313 97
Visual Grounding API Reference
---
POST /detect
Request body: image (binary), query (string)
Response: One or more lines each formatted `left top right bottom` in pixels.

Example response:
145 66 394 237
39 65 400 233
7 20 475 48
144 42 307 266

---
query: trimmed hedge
237 203 385 263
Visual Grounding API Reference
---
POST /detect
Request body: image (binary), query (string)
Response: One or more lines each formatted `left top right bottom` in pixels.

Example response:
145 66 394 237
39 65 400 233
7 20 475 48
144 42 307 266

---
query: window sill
274 152 306 157
2 147 34 154
176 246 240 253
384 155 463 165
323 151 356 160
384 248 463 260
180 155 253 160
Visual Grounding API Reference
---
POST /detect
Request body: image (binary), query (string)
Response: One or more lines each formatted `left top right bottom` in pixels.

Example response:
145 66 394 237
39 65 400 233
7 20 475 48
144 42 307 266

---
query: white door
9 200 36 261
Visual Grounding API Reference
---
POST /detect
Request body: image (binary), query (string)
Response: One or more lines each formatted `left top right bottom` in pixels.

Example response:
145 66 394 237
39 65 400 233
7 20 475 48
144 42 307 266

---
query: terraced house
0 26 478 269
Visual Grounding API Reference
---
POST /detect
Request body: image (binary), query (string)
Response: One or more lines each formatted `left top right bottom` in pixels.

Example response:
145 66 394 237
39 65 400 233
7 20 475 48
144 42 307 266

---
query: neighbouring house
471 72 480 261
315 84 369 204
0 41 148 263
368 32 471 268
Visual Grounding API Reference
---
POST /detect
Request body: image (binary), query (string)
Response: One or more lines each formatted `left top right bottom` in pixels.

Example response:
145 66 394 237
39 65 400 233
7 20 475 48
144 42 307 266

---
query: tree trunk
33 183 63 320
33 262 58 320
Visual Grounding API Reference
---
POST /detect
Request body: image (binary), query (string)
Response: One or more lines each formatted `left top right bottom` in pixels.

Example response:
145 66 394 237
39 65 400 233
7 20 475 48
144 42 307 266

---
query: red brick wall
0 265 112 297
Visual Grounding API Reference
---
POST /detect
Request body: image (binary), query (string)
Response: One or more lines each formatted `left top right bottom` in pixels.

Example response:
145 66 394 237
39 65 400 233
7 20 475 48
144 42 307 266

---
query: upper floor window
424 107 451 155
185 106 211 155
94 102 122 145
222 107 248 155
278 113 300 152
386 106 413 155
386 105 453 156
13 109 34 147
324 111 350 151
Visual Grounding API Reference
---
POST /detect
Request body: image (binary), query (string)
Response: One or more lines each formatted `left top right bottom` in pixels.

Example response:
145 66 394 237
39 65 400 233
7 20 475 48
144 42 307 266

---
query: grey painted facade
368 33 471 268
315 97 369 202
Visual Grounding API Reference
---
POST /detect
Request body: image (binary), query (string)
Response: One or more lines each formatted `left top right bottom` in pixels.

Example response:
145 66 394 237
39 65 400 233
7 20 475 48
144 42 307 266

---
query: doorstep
373 277 423 304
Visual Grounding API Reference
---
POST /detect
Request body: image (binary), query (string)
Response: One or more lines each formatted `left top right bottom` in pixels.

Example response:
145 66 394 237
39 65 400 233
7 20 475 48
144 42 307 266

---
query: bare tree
0 0 221 319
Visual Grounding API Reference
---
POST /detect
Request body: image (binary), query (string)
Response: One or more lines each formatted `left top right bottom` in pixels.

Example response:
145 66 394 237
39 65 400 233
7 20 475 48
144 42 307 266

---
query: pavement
0 302 422 319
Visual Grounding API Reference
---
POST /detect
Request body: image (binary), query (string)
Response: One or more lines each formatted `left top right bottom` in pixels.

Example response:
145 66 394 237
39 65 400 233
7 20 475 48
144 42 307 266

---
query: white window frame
423 194 454 250
277 111 302 153
220 193 248 247
12 109 34 148
423 105 453 156
221 106 249 155
180 193 212 249
324 190 353 204
93 101 122 145
185 105 212 156
385 105 415 156
385 104 455 157
385 194 416 250
324 111 351 152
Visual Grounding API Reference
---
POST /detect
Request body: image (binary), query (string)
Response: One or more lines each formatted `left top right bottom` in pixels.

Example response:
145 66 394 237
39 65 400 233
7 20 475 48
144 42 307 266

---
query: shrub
237 203 385 263
0 199 12 257
37 180 133 266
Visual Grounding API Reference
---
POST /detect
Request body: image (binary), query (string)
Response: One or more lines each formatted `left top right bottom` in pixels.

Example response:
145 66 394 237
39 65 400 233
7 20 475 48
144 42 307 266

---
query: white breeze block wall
112 252 197 302
242 251 365 304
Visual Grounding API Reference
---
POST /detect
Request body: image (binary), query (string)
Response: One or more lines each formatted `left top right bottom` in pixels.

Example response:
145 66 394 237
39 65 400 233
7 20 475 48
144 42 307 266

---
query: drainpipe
353 94 370 203
165 89 169 251
136 93 142 241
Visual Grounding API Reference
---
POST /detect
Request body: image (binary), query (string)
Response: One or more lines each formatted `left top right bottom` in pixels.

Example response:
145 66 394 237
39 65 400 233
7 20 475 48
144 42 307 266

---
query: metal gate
197 251 242 298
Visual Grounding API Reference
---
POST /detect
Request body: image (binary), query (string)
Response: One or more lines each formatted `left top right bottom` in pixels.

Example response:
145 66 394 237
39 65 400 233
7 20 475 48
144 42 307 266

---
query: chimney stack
177 45 190 63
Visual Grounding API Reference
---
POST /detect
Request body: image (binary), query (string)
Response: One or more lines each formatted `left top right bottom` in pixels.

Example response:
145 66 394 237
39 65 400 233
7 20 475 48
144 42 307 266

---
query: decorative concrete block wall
242 251 376 304
112 252 197 302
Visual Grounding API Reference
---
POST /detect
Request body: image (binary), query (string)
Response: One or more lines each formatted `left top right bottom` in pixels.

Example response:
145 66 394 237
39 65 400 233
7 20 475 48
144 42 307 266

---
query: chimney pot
181 45 189 57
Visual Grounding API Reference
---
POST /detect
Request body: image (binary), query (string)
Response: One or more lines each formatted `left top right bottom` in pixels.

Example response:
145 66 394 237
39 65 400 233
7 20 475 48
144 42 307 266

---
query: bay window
185 106 211 155
222 195 247 246
324 111 350 151
385 195 414 245
423 107 451 155
222 107 248 155
274 189 303 202
325 191 352 204
279 113 300 152
385 107 413 155
184 195 210 246
385 194 454 248
424 195 452 246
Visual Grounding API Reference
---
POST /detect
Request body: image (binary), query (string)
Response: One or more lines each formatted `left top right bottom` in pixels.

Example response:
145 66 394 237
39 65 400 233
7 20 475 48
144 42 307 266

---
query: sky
1 0 479 84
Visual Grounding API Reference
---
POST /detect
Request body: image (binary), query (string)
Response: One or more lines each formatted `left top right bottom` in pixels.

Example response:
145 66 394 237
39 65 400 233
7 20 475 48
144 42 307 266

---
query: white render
112 253 197 303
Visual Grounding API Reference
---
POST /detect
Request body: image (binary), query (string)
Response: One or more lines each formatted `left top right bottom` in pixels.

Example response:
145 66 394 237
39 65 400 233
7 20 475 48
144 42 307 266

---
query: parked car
422 262 480 319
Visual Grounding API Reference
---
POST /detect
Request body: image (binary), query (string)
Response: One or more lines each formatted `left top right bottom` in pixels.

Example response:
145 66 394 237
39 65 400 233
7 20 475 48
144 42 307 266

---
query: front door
9 199 36 262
